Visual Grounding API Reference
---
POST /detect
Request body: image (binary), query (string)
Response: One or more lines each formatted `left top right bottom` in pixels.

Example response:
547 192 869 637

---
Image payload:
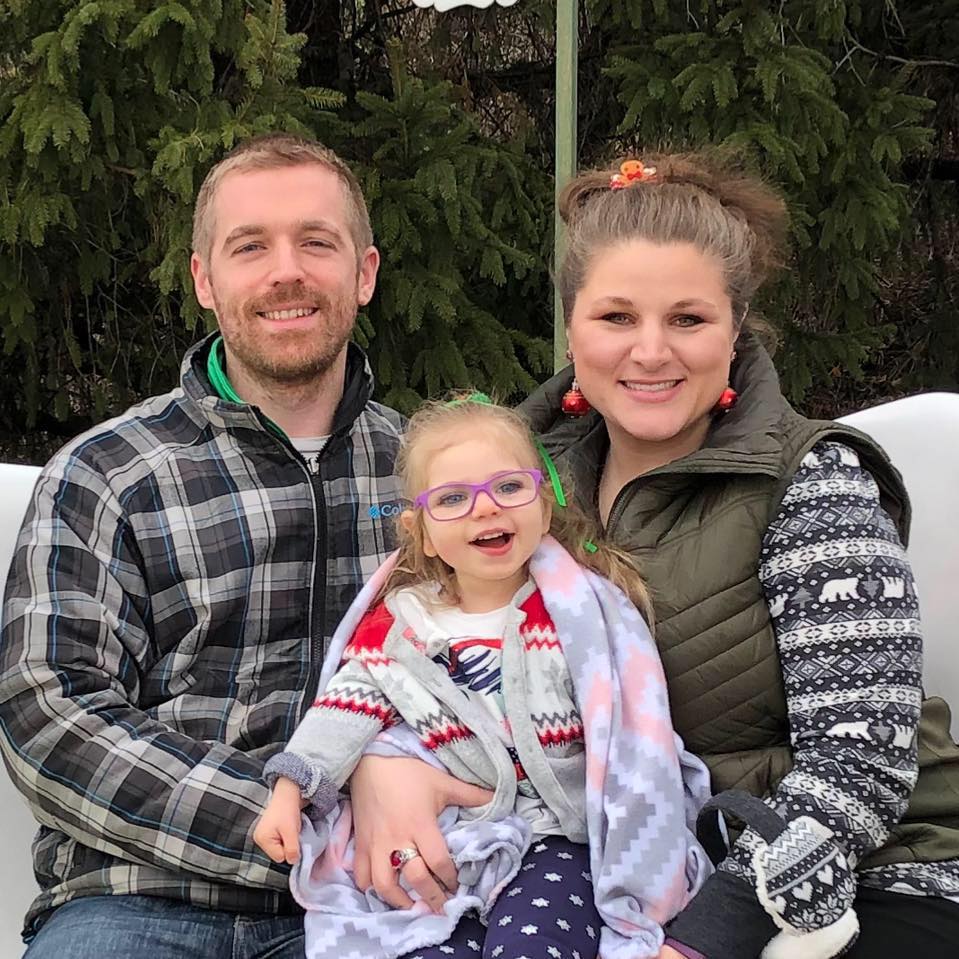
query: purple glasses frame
413 469 544 521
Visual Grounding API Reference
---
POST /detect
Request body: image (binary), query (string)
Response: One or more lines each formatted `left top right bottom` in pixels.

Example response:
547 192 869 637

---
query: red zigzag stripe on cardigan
314 694 398 727
422 723 475 751
327 587 583 755
538 725 585 747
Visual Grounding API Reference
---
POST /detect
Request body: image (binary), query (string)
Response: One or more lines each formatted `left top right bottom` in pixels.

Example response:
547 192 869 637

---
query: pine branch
847 37 959 70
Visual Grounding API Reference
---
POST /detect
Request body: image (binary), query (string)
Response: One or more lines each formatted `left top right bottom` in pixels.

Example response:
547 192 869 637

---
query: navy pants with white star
400 835 600 959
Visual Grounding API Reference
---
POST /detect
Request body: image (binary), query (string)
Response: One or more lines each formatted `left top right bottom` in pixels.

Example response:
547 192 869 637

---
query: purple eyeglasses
413 469 544 521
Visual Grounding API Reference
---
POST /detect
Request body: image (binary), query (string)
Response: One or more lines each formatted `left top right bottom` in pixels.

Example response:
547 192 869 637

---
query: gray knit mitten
697 791 858 959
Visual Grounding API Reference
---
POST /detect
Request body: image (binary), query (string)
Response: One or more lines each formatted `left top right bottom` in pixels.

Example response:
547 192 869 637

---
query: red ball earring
561 349 590 416
562 379 591 417
713 386 738 413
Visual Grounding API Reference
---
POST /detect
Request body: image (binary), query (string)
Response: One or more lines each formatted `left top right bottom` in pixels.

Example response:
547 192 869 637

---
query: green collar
206 335 243 404
206 335 286 439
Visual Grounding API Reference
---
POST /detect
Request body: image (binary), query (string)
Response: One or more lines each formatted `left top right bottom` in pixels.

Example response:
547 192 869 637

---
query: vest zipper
603 456 717 538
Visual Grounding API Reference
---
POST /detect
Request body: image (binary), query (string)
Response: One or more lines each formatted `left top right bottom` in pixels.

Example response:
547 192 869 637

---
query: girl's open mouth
470 532 514 551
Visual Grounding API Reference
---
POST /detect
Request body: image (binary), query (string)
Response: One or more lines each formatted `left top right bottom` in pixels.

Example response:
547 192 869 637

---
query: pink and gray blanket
288 536 713 958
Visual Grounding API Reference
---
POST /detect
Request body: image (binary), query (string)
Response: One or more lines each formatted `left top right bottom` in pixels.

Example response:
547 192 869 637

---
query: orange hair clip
609 159 658 189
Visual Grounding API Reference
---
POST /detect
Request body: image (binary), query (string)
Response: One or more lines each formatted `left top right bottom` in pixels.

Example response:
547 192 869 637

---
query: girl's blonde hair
558 149 789 333
379 396 653 622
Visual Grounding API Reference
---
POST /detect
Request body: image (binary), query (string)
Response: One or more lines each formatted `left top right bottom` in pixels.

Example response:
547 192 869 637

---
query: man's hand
350 755 493 913
253 777 304 865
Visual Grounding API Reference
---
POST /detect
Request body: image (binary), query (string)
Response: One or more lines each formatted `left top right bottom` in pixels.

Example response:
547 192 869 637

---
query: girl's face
567 239 737 465
407 432 551 612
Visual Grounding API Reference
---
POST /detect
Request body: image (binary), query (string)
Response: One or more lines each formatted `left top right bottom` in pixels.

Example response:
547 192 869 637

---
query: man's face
191 164 379 385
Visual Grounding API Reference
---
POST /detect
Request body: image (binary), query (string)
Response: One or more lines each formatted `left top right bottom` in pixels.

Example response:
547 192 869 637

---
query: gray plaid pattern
0 337 404 937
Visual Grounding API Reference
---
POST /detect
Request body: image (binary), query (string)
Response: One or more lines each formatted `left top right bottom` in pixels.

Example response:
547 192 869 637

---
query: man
0 133 407 957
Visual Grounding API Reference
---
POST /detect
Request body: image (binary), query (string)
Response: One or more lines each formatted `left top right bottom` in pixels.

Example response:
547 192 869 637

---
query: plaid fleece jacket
0 337 404 937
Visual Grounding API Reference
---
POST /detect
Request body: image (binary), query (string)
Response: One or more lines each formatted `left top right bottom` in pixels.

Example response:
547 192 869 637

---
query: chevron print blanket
289 535 713 958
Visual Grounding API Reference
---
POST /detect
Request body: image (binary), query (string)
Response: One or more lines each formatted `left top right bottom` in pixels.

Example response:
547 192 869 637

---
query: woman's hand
350 755 494 913
657 947 691 959
253 777 304 865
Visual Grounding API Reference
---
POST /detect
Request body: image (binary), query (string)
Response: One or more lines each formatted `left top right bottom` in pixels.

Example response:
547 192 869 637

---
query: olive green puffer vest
520 334 959 870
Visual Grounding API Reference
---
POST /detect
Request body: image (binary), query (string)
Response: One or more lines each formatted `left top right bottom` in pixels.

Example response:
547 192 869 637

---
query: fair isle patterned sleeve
666 440 922 959
264 626 400 814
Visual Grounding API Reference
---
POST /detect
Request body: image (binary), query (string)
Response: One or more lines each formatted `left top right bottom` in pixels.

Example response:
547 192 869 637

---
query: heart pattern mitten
753 815 856 934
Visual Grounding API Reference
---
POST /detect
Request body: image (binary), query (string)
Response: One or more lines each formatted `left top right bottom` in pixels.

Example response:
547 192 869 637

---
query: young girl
255 396 711 959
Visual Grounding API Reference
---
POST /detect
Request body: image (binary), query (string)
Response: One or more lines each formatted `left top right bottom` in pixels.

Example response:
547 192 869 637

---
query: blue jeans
25 895 305 958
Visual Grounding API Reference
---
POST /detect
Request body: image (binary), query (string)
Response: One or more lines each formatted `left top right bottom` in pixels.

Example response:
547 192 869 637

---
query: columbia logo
369 501 404 519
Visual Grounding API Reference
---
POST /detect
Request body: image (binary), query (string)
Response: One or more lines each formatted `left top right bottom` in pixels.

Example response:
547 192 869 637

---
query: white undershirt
289 436 329 475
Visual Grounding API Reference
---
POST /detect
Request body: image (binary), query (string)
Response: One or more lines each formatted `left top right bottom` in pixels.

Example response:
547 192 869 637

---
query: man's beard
214 282 358 386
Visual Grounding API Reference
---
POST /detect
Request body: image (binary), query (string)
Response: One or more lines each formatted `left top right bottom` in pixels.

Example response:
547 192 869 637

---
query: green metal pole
553 0 578 372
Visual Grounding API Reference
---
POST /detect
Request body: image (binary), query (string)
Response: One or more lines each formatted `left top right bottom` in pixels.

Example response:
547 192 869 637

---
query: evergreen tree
0 0 336 453
594 0 936 399
1 0 955 460
0 1 552 459
351 52 551 411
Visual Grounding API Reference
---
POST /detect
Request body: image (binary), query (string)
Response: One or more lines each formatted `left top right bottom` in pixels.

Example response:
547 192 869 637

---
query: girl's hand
253 777 304 865
350 755 494 913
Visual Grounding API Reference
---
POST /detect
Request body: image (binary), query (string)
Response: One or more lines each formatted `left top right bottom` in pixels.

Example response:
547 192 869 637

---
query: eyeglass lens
426 470 539 520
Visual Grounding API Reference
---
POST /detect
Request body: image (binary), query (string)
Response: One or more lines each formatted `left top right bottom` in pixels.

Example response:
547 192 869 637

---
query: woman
349 153 959 958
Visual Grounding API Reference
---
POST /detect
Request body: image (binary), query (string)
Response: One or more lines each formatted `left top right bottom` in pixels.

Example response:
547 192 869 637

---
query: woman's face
566 239 737 458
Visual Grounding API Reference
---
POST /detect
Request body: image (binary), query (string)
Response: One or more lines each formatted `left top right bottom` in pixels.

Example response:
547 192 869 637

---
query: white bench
838 392 959 734
0 464 42 958
0 391 956 952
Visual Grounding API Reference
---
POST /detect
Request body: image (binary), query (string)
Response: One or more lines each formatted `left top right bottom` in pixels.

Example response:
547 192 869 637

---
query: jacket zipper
303 466 328 717
252 408 329 719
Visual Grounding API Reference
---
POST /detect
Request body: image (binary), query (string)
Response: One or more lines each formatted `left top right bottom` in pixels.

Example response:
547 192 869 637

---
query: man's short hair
192 133 374 266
